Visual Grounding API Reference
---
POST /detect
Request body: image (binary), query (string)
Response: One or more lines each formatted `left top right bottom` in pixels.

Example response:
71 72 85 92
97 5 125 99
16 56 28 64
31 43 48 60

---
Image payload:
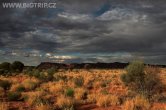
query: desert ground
0 66 166 110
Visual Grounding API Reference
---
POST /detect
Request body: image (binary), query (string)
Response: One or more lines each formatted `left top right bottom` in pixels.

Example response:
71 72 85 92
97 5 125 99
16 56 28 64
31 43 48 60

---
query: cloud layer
0 0 166 65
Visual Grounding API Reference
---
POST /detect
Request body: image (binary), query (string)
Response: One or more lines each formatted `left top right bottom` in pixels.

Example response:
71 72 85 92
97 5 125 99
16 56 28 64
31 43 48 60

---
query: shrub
22 79 39 91
121 61 145 87
74 77 84 87
0 62 11 74
16 85 25 92
121 61 162 99
0 80 11 91
66 88 74 97
27 69 52 81
47 67 57 75
10 61 24 72
101 89 109 95
25 91 46 106
8 92 21 101
43 68 57 81
31 69 42 78
24 66 34 74
101 82 107 88
23 81 37 91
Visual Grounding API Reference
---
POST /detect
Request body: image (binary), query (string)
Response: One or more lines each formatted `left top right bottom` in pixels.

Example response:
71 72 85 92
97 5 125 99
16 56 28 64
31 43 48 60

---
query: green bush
101 83 107 88
120 73 132 85
26 69 36 77
28 69 41 78
16 85 25 92
46 67 57 81
47 67 57 75
24 66 34 74
0 62 11 74
10 61 24 72
8 92 21 101
25 68 55 81
0 62 11 70
121 61 162 99
0 80 11 90
121 61 145 90
66 88 74 97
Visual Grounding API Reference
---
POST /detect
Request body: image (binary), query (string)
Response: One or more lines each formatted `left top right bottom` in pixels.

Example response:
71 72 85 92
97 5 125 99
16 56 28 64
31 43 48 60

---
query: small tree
0 80 11 91
0 62 11 74
121 61 162 99
121 61 145 92
0 62 11 70
10 61 24 72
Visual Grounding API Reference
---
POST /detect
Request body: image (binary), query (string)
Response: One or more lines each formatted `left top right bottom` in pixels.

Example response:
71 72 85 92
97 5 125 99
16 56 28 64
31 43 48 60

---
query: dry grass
35 103 52 110
96 94 119 107
23 91 45 106
56 95 74 109
87 93 97 103
0 102 9 110
123 95 150 110
0 68 165 110
10 83 20 92
22 78 39 90
0 87 4 97
74 88 87 100
49 82 64 94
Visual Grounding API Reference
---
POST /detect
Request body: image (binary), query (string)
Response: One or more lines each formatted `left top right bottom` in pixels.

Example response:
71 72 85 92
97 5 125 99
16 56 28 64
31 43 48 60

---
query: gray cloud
0 0 166 65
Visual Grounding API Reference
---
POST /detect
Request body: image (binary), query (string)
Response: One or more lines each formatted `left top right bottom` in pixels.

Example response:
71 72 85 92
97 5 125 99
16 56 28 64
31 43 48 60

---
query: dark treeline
0 61 165 74
0 61 24 74
36 62 166 70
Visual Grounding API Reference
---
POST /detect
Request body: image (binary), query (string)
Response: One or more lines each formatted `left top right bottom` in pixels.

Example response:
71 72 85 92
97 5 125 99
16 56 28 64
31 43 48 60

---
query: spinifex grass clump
74 77 84 87
8 92 21 101
66 88 74 97
16 85 25 92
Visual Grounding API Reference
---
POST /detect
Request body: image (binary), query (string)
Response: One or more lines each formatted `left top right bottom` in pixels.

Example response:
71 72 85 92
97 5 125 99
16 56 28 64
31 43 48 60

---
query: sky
0 0 166 66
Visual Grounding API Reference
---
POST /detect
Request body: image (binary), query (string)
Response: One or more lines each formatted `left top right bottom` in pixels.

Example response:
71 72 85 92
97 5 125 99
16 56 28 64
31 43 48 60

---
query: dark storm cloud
39 18 90 30
0 0 166 65
56 0 108 13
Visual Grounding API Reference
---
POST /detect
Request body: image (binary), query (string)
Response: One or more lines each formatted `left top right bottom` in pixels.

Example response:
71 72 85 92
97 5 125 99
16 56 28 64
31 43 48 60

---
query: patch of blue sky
93 3 111 17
